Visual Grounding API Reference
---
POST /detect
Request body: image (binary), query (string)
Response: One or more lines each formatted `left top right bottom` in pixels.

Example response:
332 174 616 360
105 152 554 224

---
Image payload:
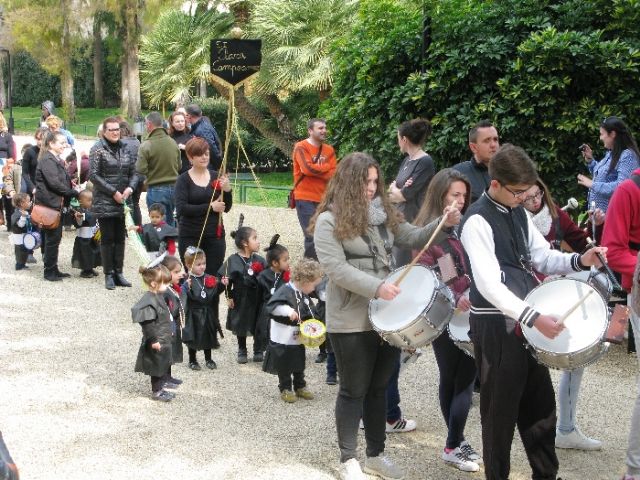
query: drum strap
551 216 564 250
344 226 392 274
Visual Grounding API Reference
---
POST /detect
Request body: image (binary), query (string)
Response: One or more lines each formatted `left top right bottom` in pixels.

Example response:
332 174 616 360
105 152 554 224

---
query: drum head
566 268 612 301
23 232 40 250
448 310 471 342
369 265 437 331
524 278 608 354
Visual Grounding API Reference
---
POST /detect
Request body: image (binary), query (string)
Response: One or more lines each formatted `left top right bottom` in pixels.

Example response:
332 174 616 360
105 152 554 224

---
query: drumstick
394 201 457 287
556 289 594 326
586 237 623 291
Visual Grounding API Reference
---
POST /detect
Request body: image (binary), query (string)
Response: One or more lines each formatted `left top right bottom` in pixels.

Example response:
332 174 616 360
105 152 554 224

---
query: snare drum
523 277 610 370
23 231 41 250
447 290 474 357
299 319 326 348
566 268 612 302
369 265 454 349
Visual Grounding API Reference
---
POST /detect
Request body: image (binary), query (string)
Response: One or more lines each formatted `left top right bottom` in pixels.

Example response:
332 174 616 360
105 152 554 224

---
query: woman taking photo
169 111 193 175
90 116 139 290
413 168 481 472
175 137 232 274
579 116 640 240
522 178 603 451
34 131 78 281
312 152 459 480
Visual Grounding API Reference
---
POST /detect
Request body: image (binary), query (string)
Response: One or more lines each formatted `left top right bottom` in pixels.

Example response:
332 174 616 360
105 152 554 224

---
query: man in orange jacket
292 118 337 259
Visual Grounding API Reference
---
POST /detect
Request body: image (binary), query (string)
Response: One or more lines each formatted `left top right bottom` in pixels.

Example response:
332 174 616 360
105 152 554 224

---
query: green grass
11 106 147 137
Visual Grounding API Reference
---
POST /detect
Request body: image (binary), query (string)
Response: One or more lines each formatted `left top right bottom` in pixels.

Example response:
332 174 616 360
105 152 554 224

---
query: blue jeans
557 368 584 434
295 199 318 260
146 185 175 226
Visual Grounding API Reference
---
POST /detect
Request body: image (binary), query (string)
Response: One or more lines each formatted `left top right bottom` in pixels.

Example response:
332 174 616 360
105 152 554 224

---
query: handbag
31 195 62 230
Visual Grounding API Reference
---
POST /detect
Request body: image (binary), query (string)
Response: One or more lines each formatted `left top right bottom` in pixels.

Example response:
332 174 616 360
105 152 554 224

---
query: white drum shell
448 313 474 358
523 277 609 370
369 265 454 349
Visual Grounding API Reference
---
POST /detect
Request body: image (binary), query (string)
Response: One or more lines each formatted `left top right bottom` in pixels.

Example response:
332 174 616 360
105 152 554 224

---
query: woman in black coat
34 131 78 281
168 111 193 175
89 117 139 290
21 127 47 196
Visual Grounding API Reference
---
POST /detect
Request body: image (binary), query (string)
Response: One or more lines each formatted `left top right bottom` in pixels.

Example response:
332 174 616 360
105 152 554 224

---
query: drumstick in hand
556 289 594 326
394 201 456 287
586 236 623 291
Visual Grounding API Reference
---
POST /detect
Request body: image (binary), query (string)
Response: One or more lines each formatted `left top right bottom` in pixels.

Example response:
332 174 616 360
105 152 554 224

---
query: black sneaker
44 274 62 282
55 270 71 278
253 352 264 363
205 360 217 370
151 390 174 402
237 350 248 364
188 361 201 371
326 374 338 385
15 264 28 270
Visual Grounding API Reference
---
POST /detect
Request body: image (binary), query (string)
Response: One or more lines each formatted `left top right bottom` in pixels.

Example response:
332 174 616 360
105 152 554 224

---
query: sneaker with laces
363 455 405 480
442 447 480 472
460 440 483 464
339 458 366 480
295 387 314 400
386 417 417 433
280 390 297 403
555 427 602 450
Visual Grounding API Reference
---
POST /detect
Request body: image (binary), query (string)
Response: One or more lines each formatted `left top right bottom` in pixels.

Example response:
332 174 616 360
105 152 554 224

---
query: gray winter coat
89 139 139 218
314 210 448 333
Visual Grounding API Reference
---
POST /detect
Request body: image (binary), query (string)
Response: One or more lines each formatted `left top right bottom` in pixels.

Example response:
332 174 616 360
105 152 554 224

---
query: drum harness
344 224 395 274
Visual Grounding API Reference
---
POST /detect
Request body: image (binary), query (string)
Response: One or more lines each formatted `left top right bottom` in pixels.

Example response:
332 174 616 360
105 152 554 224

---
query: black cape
132 291 173 377
71 208 101 270
181 274 222 351
255 268 288 352
140 222 178 253
164 285 184 363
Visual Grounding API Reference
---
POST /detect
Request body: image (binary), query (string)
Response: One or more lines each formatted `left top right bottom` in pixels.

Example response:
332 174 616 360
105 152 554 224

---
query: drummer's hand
443 205 461 227
376 282 401 301
289 311 299 321
534 314 565 339
456 296 471 312
579 246 607 268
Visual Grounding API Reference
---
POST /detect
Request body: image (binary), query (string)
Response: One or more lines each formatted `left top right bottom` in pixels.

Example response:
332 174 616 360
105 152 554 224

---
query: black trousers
99 216 126 273
470 316 558 480
330 330 400 463
278 371 305 392
41 223 63 277
14 245 28 267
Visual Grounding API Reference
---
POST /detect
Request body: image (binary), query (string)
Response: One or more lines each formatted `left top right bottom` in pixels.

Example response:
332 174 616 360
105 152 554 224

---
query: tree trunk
61 0 75 122
199 78 207 98
263 94 294 143
124 0 141 119
92 14 105 109
210 79 293 158
120 36 129 115
0 59 6 111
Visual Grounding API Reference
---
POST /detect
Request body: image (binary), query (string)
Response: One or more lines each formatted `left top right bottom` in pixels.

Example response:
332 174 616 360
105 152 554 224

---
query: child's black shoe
15 264 28 270
188 361 201 371
205 360 217 370
151 390 174 402
80 270 94 278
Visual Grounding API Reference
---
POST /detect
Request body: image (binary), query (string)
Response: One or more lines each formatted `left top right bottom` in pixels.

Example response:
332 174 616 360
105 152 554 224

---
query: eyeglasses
106 128 120 133
501 184 530 199
522 189 544 205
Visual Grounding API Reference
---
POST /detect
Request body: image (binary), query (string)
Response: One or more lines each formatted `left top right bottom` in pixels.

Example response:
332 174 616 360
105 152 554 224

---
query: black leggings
188 348 211 363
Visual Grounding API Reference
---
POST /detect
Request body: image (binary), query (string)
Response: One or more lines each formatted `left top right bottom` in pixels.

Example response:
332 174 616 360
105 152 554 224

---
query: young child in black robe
183 246 223 371
218 218 267 364
131 258 175 402
263 258 324 403
255 234 290 362
71 190 101 278
10 193 31 271
130 203 178 260
161 254 186 387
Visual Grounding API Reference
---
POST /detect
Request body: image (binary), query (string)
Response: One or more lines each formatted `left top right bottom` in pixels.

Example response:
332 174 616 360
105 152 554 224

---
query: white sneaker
460 440 483 464
555 427 602 450
363 455 405 480
386 417 417 433
442 447 480 472
339 458 366 480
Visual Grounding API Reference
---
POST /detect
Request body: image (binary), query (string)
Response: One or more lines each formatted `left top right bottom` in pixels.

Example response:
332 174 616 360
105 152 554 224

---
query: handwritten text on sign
210 39 262 86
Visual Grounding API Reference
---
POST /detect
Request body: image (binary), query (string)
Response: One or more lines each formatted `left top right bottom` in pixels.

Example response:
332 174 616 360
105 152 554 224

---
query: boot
113 243 131 287
105 273 116 290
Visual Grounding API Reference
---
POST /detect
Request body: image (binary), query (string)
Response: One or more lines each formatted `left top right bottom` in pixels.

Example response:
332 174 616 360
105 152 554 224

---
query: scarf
527 203 552 237
368 195 387 226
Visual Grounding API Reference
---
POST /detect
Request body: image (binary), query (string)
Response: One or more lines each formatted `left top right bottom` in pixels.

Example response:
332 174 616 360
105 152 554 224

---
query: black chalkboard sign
210 39 262 86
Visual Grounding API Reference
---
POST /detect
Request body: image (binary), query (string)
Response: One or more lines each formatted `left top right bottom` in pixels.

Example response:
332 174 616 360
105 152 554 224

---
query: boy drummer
459 144 606 480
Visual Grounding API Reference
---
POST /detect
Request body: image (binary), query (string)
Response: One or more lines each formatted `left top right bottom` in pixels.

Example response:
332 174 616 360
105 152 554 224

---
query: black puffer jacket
89 139 139 218
34 151 77 211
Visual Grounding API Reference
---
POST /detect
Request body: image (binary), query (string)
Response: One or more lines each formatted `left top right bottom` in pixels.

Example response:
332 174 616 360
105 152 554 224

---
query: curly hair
291 258 323 284
308 152 400 240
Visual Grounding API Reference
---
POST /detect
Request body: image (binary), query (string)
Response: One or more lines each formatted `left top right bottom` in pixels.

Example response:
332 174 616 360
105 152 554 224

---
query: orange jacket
292 140 337 203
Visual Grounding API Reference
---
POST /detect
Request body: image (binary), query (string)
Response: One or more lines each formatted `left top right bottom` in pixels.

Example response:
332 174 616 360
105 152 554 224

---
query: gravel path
0 203 637 480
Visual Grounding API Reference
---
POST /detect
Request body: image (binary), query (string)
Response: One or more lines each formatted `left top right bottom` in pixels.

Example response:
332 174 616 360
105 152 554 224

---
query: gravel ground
1 200 638 480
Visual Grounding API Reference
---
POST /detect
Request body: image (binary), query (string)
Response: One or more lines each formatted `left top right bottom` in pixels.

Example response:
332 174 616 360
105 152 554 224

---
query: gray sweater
314 210 448 333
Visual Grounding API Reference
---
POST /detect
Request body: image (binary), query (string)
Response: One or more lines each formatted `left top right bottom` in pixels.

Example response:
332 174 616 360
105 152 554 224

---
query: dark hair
161 254 182 273
65 149 77 164
398 118 431 146
185 137 209 159
149 203 166 215
230 226 256 249
469 120 496 143
168 111 190 136
185 103 202 117
414 168 471 227
138 264 172 287
307 118 326 130
119 121 133 137
21 143 32 155
34 126 48 141
12 192 30 208
40 131 67 159
101 116 121 131
145 111 163 128
265 243 288 266
600 116 640 173
529 178 558 219
489 144 538 186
